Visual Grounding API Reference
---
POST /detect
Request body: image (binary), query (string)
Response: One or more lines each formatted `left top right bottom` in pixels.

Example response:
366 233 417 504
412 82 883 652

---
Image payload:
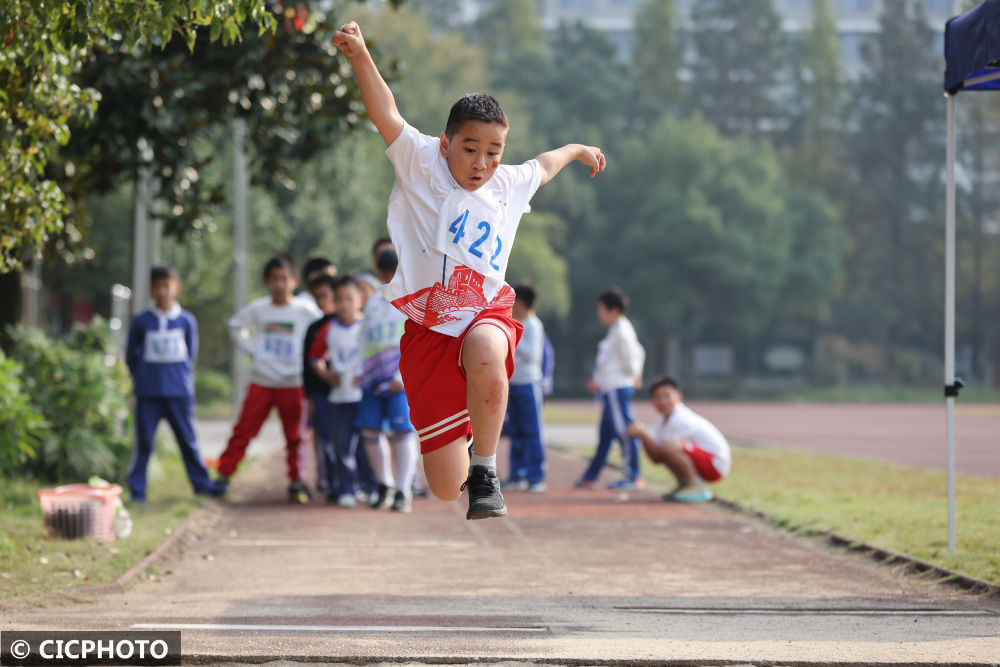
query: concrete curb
38 450 274 599
179 653 1000 666
550 439 999 598
711 496 1000 598
72 501 220 596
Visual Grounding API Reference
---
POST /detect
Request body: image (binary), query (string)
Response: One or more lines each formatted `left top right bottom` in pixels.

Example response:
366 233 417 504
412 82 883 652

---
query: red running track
554 400 1000 478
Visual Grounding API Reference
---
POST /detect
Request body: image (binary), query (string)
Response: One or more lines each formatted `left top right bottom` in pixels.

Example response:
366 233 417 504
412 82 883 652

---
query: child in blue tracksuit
577 288 646 491
125 266 214 501
503 284 548 492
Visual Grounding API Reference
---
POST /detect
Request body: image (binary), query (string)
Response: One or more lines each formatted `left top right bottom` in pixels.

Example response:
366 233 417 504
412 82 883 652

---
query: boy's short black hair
308 274 338 293
375 248 398 273
513 283 537 310
302 257 334 280
649 376 680 396
371 237 393 257
597 288 629 313
150 265 179 283
332 275 359 293
262 254 296 281
445 93 508 137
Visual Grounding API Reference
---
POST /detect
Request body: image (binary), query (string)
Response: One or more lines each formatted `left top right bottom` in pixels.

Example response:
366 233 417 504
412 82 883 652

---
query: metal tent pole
944 93 958 555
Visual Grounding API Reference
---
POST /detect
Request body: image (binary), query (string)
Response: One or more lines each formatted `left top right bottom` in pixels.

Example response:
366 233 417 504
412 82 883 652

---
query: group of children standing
125 239 424 512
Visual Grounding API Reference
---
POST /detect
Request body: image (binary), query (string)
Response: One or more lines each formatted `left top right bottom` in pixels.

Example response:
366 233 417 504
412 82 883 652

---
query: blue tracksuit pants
581 387 641 483
129 396 214 499
506 381 546 484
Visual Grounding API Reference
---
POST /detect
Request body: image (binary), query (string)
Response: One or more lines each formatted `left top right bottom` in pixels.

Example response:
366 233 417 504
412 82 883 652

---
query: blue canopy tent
942 0 1000 553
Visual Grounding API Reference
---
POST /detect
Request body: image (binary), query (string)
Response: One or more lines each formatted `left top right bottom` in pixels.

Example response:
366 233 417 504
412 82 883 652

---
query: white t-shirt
593 316 645 392
655 403 732 476
382 123 542 337
228 297 322 388
322 319 364 404
511 313 544 385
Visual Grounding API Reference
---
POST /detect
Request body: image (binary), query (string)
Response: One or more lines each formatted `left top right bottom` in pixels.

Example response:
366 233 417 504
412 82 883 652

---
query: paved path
550 400 1000 477
3 420 998 665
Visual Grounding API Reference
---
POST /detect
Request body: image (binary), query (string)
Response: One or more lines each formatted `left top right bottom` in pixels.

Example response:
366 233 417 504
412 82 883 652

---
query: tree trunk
0 270 23 353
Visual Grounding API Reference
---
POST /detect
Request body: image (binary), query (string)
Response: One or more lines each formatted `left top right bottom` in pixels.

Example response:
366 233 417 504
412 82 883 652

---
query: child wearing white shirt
212 255 321 503
577 288 646 491
627 377 732 503
310 276 366 507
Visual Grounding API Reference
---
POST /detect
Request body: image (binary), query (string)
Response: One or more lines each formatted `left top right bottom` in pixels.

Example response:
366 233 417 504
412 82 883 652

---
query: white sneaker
527 481 547 493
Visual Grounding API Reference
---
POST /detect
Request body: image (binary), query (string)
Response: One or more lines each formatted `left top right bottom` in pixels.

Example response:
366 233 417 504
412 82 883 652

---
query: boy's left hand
579 145 606 178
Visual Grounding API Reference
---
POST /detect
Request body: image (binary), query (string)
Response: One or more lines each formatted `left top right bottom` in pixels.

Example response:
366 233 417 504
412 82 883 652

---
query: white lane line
619 608 995 616
132 623 547 633
218 539 477 548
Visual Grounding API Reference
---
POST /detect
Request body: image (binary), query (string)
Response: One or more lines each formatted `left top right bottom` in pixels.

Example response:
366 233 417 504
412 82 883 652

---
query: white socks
361 433 394 487
470 449 496 470
389 431 419 497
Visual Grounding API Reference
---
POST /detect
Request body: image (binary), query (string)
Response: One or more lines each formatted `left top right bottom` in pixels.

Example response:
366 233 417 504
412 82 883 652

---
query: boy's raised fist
331 21 365 58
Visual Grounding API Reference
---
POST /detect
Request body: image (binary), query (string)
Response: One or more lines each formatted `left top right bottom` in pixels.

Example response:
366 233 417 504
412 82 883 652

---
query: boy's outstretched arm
331 21 404 146
536 144 606 186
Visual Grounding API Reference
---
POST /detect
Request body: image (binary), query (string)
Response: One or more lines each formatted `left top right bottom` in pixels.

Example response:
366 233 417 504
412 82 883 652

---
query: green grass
195 399 235 420
0 444 209 599
632 445 1000 585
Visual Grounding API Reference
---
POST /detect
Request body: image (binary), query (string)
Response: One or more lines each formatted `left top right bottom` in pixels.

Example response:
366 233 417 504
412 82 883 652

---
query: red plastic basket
36 483 123 541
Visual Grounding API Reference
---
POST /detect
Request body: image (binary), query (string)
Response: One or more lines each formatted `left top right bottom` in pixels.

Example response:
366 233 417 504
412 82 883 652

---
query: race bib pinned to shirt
144 329 188 364
436 187 512 281
259 321 297 361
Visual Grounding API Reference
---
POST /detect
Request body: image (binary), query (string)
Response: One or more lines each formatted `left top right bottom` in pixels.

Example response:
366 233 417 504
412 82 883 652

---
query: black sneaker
208 476 230 498
288 480 312 504
369 483 393 510
461 465 507 520
391 490 412 513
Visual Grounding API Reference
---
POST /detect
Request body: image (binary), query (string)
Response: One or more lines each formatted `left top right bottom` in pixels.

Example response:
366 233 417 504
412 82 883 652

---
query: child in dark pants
125 265 214 501
310 277 366 506
302 273 338 494
503 284 548 492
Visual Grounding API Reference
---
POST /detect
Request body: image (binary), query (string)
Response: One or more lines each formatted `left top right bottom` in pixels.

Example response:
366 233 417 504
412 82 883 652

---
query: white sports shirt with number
228 296 321 388
654 403 732 476
383 123 542 337
322 319 364 404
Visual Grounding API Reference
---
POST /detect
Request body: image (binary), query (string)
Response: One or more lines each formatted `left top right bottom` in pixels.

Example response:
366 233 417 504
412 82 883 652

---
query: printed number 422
449 210 502 271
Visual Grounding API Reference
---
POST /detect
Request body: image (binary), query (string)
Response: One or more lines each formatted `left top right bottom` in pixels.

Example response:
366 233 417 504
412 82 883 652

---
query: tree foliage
686 0 789 139
840 0 943 365
0 0 277 271
633 0 684 115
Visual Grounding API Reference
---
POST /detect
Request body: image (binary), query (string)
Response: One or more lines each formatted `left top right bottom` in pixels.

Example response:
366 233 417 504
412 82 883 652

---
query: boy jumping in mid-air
331 21 605 519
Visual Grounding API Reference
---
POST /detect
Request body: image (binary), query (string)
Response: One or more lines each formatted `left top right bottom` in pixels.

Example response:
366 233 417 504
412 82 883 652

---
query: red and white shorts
681 440 724 482
399 307 523 454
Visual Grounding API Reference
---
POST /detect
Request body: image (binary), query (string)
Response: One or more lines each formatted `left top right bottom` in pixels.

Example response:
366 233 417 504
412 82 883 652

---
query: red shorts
682 440 724 482
399 308 523 454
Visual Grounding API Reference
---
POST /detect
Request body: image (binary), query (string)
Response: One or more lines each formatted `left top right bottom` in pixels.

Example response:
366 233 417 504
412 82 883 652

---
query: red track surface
554 400 1000 478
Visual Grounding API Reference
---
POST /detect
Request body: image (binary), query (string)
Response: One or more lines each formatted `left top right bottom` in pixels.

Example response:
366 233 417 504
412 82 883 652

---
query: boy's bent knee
462 324 508 369
428 481 462 502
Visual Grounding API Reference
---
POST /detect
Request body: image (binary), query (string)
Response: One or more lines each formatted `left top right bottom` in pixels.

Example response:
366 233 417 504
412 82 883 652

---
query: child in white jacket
577 288 645 490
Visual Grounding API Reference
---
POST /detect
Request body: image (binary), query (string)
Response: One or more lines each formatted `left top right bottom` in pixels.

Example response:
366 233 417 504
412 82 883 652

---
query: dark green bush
0 353 49 479
6 318 132 483
195 368 232 404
